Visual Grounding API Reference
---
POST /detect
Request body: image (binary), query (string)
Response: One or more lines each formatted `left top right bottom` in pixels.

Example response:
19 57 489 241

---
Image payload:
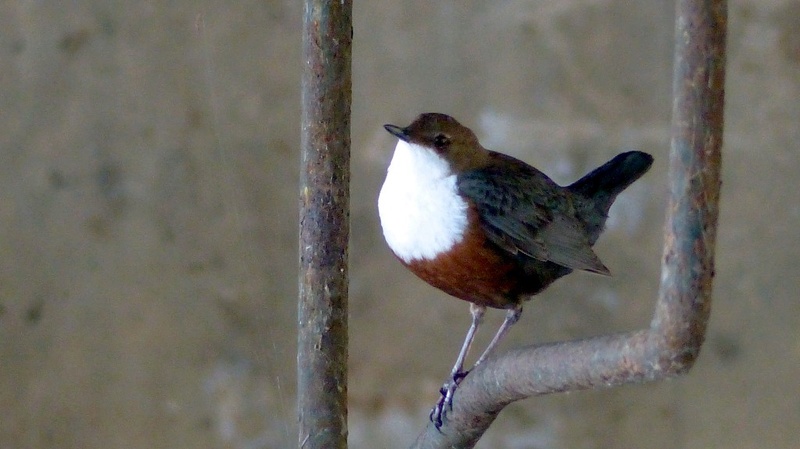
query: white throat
378 140 469 262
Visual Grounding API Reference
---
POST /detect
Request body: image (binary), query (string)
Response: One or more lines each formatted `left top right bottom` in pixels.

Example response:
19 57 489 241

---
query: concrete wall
1 1 798 448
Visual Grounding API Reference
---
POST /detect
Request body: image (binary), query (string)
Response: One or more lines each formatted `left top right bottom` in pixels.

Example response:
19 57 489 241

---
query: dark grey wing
457 155 610 275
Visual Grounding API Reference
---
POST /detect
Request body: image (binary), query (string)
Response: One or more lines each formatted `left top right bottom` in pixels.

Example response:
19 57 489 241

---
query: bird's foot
429 370 470 429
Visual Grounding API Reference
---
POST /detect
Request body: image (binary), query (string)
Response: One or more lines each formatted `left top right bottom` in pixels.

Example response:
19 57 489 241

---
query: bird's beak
383 124 409 142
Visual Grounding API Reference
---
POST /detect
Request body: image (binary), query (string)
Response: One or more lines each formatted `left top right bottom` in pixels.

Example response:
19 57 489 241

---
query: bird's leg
473 304 522 368
430 303 485 428
449 303 486 382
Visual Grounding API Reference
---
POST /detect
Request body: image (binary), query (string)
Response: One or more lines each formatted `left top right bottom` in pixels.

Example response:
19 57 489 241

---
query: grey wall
1 1 798 448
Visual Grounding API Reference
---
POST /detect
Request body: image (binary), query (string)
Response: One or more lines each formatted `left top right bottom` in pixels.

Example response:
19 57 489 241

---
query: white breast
378 140 469 262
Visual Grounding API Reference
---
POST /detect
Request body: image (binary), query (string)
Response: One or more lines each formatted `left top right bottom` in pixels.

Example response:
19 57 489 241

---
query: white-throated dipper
378 113 653 427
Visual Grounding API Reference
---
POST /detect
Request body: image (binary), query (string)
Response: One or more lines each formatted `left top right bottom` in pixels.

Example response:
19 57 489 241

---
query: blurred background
1 1 798 448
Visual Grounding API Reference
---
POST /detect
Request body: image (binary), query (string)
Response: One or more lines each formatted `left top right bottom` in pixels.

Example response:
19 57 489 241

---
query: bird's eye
433 134 450 149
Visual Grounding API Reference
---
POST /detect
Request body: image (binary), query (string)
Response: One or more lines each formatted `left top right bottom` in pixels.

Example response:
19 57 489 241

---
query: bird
377 112 653 427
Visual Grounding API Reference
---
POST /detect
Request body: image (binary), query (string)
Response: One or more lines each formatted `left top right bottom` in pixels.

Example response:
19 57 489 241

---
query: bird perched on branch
378 113 653 427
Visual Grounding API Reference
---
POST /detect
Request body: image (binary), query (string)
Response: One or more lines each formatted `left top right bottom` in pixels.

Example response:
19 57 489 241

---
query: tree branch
411 0 726 447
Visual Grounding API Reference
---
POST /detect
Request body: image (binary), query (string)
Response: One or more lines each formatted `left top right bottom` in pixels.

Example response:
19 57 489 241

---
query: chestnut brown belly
400 204 578 308
404 240 519 309
401 210 539 308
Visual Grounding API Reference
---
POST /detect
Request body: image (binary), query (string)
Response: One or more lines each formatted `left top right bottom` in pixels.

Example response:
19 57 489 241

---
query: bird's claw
429 370 470 429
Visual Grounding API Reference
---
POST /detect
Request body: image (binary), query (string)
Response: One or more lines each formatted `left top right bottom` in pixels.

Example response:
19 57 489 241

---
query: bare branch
411 0 726 446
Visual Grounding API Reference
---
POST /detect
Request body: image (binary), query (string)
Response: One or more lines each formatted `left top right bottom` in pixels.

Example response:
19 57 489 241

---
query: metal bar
650 0 726 367
298 1 352 448
411 0 726 446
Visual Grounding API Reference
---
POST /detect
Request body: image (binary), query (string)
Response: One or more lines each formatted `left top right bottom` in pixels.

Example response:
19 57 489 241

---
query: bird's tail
568 151 654 216
568 151 653 244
